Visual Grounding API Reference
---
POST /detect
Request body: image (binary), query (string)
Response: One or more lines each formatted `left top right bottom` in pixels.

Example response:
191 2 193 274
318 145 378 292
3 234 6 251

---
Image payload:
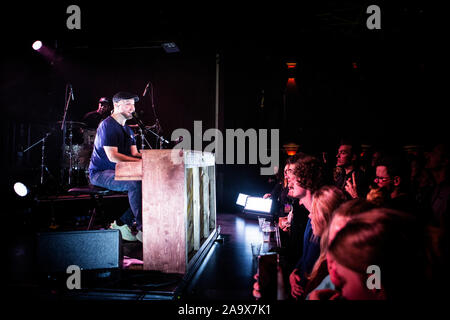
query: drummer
82 97 111 129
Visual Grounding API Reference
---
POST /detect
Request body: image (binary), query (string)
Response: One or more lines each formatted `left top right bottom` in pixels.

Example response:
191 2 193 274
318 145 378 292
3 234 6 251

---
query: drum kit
20 119 96 191
57 120 96 187
22 116 171 192
24 84 169 191
23 117 167 190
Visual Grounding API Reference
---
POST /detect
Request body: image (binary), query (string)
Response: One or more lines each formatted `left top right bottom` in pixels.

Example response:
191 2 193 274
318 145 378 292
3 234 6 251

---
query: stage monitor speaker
36 229 122 273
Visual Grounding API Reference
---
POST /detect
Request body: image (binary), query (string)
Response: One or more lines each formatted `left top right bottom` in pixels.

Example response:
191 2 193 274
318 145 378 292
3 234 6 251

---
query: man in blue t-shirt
89 92 143 242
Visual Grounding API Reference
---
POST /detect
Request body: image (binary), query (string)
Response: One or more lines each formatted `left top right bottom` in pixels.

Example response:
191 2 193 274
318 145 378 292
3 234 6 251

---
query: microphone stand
148 82 167 149
23 132 53 185
60 84 73 186
138 127 153 150
60 84 73 130
132 113 169 148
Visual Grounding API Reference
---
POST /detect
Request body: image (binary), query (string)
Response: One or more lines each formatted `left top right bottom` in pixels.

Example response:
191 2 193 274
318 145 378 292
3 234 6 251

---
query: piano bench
68 186 115 230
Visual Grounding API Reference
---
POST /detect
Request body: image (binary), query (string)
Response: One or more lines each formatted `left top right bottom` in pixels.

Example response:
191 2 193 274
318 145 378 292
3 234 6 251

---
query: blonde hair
305 199 376 295
310 186 347 238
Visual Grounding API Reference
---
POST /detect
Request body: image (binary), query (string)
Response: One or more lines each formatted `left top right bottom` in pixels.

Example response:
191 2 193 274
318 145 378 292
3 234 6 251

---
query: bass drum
82 129 97 146
63 144 83 169
63 129 96 186
78 129 96 169
62 143 93 186
80 128 97 185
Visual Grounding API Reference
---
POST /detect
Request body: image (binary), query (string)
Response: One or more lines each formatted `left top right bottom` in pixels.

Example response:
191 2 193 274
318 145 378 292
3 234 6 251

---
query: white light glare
32 41 42 51
244 197 272 213
236 193 249 206
14 182 28 197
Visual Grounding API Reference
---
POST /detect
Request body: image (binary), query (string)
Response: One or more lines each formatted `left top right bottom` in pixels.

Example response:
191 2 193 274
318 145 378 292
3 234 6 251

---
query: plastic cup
258 217 266 229
251 242 262 258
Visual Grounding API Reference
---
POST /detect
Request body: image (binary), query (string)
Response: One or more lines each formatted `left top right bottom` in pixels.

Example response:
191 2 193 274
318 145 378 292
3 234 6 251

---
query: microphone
132 111 142 122
174 136 183 144
142 82 151 97
132 112 159 131
131 112 147 130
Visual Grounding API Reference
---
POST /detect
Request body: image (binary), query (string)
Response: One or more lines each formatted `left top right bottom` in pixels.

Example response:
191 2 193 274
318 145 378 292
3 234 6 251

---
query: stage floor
6 207 268 301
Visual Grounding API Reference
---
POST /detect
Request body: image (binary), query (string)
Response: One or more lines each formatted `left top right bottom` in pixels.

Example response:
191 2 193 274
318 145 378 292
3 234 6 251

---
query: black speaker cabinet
36 229 122 273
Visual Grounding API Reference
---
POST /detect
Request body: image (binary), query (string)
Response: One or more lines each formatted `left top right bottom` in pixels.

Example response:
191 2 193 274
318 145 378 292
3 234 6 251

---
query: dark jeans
90 170 142 231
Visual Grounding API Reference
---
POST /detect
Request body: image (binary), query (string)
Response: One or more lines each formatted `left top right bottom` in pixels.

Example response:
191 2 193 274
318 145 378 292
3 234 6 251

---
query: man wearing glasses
374 155 416 214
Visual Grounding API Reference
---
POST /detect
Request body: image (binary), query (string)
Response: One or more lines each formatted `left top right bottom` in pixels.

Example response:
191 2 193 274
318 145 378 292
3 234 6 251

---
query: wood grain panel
142 150 186 273
115 149 216 275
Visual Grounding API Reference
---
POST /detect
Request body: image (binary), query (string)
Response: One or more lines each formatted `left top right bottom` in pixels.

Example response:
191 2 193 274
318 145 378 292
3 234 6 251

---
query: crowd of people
254 139 449 300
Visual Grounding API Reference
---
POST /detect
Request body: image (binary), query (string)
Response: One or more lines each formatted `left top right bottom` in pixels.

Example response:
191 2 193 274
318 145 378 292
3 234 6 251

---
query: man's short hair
376 154 410 190
339 137 361 157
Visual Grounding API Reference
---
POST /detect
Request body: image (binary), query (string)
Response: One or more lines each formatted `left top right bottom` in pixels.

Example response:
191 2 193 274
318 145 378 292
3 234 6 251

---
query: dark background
1 1 433 212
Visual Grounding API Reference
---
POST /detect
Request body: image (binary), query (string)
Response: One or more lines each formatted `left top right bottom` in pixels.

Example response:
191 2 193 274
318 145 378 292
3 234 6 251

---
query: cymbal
57 121 87 127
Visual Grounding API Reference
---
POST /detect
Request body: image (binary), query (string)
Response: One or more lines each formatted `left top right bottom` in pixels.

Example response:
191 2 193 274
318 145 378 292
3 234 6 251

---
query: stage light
283 142 299 156
244 197 272 214
32 41 43 51
287 77 296 88
236 193 272 213
285 61 297 89
236 193 249 206
14 182 29 197
286 62 297 69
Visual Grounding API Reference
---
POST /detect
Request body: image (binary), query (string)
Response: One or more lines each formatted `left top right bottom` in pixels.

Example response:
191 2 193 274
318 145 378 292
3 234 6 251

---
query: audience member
253 153 327 300
288 185 346 299
263 161 293 221
374 154 417 215
276 153 310 269
306 199 376 300
334 139 368 199
325 208 427 300
424 142 450 228
286 154 329 299
364 146 386 187
408 151 434 215
423 142 449 296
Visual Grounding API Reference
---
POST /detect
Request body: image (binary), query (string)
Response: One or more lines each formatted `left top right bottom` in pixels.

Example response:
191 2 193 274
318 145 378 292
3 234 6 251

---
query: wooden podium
115 149 217 275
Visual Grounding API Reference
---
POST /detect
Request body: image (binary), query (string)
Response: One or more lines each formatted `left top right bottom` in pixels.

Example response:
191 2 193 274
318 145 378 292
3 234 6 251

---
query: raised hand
345 171 358 199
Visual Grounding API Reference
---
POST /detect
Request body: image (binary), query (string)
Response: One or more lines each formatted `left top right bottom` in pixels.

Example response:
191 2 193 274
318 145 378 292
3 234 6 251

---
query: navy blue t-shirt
89 116 136 174
295 218 321 286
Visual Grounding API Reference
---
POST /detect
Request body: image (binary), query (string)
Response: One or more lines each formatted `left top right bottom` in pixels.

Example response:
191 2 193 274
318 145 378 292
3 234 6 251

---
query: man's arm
130 145 142 158
104 146 141 163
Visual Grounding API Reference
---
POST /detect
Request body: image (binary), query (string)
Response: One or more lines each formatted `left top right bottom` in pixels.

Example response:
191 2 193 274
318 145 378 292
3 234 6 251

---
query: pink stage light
32 40 42 51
